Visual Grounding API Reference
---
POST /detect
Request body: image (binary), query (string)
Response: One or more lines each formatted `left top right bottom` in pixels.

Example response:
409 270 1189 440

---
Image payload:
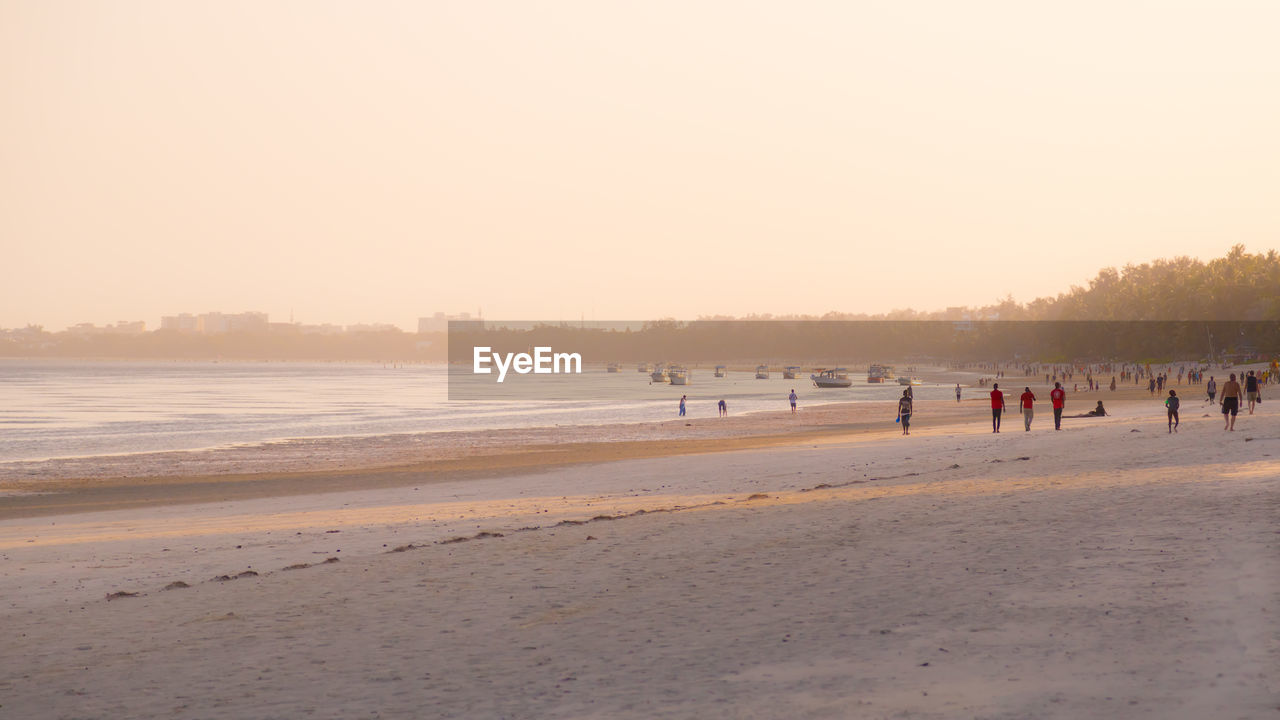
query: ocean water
0 360 964 463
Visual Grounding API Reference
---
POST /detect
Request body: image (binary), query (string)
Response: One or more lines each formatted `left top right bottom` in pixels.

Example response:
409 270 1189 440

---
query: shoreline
0 380 1215 519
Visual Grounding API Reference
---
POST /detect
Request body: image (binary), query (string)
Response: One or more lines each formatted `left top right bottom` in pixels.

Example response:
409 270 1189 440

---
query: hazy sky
3 1 1277 330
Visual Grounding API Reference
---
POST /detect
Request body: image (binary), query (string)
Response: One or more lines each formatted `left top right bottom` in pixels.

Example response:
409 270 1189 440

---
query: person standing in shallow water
990 383 1006 433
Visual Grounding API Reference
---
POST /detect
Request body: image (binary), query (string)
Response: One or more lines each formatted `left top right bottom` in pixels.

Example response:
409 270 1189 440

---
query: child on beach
1166 390 1180 433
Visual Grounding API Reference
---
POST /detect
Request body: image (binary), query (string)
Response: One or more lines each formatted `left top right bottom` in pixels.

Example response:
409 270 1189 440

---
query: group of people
985 382 1105 433
682 368 1266 435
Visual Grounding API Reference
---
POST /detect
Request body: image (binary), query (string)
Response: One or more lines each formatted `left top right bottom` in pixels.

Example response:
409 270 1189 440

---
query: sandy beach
2 378 1277 718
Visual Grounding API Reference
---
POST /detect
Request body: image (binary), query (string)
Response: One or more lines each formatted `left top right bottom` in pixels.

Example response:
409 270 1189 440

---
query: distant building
161 313 198 332
346 323 401 333
419 312 481 333
298 323 344 335
163 311 268 334
66 320 146 336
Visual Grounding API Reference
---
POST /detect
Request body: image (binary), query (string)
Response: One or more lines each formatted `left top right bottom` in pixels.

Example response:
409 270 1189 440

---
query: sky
2 1 1278 331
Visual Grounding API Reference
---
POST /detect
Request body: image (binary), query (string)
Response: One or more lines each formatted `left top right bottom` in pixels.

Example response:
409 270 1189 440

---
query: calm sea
0 360 961 463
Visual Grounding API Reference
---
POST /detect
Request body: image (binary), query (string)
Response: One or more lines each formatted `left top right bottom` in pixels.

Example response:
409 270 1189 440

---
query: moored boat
812 368 853 388
669 366 690 385
783 366 801 379
755 365 770 379
714 365 727 378
650 365 669 383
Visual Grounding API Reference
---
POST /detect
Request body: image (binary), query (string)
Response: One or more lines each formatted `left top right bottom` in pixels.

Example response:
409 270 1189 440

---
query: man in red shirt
1019 386 1036 431
1050 381 1066 430
990 383 1006 433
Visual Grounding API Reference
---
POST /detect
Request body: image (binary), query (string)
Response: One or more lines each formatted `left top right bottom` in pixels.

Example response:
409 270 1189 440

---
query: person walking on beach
1207 376 1217 405
1221 374 1241 431
990 383 1006 433
955 383 962 403
1050 381 1066 430
717 398 727 417
679 395 687 417
1166 390 1180 433
1245 371 1260 414
897 390 913 436
788 389 798 414
1019 387 1036 431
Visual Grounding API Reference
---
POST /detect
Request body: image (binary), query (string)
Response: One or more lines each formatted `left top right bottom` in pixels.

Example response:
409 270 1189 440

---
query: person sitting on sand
1066 400 1107 419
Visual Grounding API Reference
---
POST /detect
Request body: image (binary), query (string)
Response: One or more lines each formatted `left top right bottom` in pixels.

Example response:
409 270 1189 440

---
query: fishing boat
755 365 770 379
638 363 652 373
897 376 923 386
783 366 801 379
669 366 690 385
714 365 727 378
650 365 669 383
867 364 890 383
606 363 621 373
811 368 853 388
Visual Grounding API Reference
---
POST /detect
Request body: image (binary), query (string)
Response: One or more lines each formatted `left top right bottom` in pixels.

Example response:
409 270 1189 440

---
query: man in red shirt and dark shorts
990 383 1006 433
1050 381 1066 430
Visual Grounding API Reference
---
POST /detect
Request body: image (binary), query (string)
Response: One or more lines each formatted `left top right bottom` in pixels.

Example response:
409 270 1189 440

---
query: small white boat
669 366 690 385
812 368 853 388
651 365 669 383
714 365 727 378
755 365 770 379
783 366 801 379
638 363 652 373
607 363 621 373
897 376 923 386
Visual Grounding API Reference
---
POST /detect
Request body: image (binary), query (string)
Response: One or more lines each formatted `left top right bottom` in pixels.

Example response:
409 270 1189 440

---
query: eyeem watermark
473 346 582 383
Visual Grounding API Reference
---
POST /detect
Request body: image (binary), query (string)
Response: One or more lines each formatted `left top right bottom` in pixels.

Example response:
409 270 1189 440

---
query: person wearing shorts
897 390 913 436
1207 376 1217 404
1245 371 1259 414
1221 374 1241 431
1166 389 1180 433
789 389 798 414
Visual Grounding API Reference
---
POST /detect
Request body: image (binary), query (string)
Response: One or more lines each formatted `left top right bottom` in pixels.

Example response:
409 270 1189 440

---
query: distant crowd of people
677 363 1268 436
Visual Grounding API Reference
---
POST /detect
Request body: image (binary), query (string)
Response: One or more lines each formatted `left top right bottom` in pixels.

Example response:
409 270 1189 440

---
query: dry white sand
1 395 1277 718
